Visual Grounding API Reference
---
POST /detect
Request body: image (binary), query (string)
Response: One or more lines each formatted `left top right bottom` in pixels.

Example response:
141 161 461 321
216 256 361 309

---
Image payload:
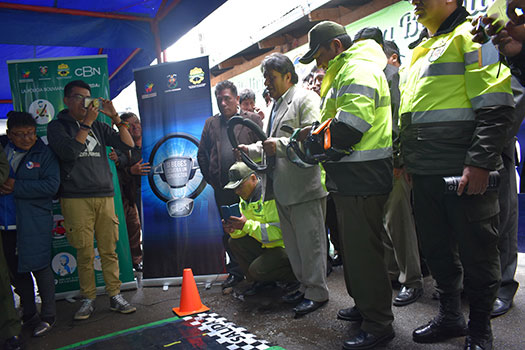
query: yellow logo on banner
188 67 205 85
58 63 70 77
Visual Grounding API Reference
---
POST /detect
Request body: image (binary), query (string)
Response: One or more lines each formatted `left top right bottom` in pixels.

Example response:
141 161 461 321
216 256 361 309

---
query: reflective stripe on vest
336 110 372 133
337 83 375 100
336 83 391 109
260 222 281 244
471 92 515 109
420 62 465 78
420 44 498 78
412 108 475 124
328 147 392 163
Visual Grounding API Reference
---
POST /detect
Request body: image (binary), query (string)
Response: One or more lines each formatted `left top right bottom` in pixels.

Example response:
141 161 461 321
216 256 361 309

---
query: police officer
300 21 394 349
401 1 515 349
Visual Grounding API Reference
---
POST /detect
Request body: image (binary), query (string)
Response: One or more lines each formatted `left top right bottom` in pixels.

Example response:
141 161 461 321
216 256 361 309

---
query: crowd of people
1 80 139 350
1 0 525 349
200 1 525 349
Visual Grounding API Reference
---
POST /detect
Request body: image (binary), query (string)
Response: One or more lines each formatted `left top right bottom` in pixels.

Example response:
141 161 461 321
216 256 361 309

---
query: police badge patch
428 45 446 62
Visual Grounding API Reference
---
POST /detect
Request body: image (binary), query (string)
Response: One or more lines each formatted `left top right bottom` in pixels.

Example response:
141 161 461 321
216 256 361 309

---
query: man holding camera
47 80 136 320
400 1 515 349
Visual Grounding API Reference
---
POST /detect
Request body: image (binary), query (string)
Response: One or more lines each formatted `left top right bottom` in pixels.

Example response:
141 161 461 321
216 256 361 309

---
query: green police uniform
228 182 296 283
399 6 515 344
320 38 394 337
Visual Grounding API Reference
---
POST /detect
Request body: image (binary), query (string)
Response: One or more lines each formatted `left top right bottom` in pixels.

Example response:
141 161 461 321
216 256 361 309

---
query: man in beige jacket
239 53 328 317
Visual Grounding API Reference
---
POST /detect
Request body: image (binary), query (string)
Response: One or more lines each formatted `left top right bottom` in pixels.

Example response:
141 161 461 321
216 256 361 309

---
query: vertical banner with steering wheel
134 56 225 278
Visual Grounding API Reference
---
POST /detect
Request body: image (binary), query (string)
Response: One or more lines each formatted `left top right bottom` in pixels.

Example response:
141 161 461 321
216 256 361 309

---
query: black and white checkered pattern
183 312 271 350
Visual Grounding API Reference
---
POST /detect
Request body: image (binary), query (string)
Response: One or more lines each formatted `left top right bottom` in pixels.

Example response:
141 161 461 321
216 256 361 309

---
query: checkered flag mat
183 312 272 350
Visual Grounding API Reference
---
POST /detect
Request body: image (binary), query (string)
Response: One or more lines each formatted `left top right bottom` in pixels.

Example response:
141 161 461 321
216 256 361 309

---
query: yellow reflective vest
399 16 514 175
230 187 283 249
320 39 393 195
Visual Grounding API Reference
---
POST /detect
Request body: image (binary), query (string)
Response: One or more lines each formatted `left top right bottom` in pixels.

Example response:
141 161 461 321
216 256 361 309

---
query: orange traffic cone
172 268 210 316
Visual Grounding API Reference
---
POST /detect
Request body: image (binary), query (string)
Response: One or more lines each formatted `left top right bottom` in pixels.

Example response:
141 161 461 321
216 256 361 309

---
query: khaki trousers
61 197 121 299
277 197 329 302
382 174 423 289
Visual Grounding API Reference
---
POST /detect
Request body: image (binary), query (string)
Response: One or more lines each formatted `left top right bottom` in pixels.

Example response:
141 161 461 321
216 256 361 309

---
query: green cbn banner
7 55 134 296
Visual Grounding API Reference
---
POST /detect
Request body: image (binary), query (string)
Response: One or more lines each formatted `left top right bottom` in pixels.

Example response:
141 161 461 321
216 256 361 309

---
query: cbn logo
58 63 70 77
188 67 205 85
75 66 101 78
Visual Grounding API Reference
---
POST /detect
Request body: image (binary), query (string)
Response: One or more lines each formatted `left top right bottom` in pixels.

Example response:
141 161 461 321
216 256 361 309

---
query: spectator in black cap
354 27 384 46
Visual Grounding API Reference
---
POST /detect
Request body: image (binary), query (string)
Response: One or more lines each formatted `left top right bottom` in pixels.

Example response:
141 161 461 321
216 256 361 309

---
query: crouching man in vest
222 162 298 297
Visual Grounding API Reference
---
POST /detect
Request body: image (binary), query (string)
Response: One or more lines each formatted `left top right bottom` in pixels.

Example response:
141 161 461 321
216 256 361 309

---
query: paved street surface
22 254 525 350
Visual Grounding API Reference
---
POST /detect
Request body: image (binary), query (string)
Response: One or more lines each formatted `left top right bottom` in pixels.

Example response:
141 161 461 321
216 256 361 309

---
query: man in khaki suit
239 53 328 317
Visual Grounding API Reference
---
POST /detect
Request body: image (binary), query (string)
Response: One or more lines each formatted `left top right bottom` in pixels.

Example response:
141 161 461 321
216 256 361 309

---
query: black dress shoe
337 306 363 322
464 334 493 350
491 297 512 318
413 319 467 343
4 336 22 350
343 330 395 349
281 290 304 304
222 274 243 289
393 286 423 307
293 298 327 317
33 318 55 337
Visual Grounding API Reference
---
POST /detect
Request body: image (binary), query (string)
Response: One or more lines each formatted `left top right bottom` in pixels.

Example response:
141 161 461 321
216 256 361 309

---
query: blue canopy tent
0 0 226 117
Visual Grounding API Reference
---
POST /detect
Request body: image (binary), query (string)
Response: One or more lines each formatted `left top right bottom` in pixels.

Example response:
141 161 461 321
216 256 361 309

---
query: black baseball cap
300 21 347 64
224 162 255 190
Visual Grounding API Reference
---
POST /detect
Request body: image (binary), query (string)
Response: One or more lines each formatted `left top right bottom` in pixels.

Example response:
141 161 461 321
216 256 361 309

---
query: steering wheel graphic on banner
227 116 275 173
148 132 206 218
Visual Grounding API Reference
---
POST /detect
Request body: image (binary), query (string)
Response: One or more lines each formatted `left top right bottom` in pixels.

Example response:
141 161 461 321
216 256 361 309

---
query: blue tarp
0 0 225 117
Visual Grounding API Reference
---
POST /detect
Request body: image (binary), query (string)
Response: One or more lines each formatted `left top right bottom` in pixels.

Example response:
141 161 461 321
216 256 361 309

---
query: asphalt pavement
20 254 525 350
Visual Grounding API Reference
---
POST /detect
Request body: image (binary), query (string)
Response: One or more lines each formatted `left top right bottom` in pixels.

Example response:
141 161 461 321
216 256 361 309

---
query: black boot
413 293 467 343
464 312 493 350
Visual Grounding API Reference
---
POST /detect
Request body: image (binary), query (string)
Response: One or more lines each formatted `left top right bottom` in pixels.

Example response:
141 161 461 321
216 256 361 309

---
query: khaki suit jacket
247 85 327 206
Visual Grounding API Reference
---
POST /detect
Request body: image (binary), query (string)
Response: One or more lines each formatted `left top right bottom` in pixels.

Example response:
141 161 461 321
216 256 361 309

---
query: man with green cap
222 162 297 296
300 20 394 349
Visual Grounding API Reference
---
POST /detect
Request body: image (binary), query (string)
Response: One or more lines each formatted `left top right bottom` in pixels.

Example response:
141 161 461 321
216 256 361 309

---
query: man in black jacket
47 80 136 321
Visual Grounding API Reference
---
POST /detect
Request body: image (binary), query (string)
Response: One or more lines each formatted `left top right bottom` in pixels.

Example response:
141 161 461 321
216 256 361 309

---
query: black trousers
1 230 56 321
412 175 501 317
496 150 519 302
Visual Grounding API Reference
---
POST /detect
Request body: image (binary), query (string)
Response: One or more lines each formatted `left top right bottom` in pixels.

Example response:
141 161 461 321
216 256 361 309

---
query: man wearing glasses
47 80 136 320
1 112 60 338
